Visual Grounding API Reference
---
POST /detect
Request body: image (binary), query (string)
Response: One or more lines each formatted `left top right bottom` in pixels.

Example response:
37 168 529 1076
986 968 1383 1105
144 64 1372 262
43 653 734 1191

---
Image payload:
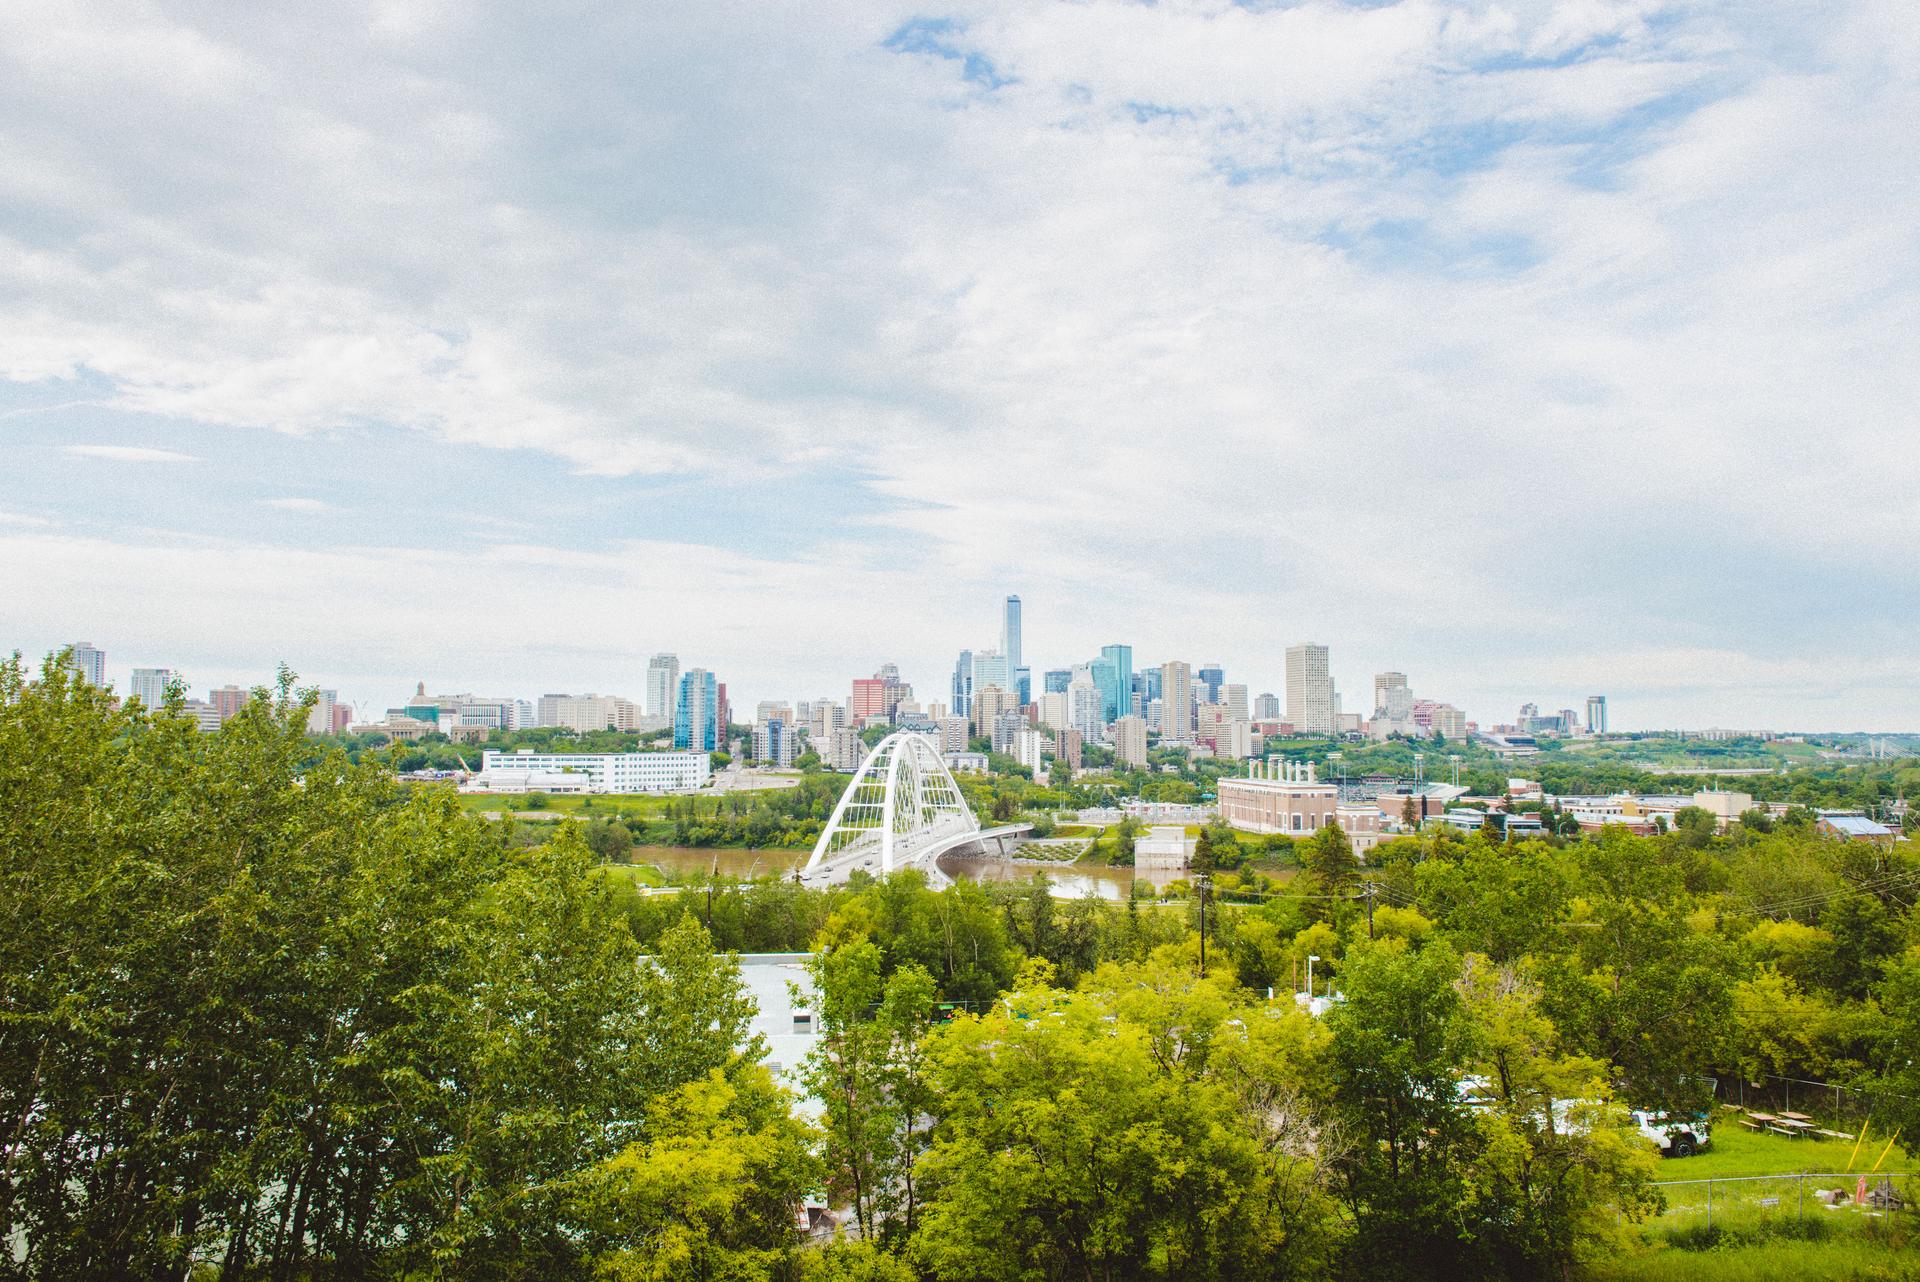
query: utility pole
1365 881 1377 940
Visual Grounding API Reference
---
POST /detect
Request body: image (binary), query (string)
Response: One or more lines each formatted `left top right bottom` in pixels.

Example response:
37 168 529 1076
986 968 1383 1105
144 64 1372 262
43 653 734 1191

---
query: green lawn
1661 1120 1909 1183
1593 1237 1920 1282
458 793 674 819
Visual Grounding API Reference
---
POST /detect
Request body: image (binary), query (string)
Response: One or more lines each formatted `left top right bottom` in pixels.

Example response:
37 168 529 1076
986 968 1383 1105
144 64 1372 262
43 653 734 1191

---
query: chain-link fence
1652 1172 1914 1230
1723 1075 1915 1131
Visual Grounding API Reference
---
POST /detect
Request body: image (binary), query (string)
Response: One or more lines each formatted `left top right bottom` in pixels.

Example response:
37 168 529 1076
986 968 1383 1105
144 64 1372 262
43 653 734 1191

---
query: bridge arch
802 731 984 884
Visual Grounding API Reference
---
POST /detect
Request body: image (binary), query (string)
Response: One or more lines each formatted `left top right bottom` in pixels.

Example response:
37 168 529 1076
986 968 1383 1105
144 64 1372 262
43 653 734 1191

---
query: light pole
1413 752 1425 787
1306 954 1320 999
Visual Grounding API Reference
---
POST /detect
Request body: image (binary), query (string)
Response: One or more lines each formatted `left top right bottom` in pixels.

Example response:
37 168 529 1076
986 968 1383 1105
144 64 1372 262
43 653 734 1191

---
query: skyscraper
1253 692 1281 720
1198 664 1224 704
1221 683 1248 719
646 653 680 718
1002 596 1022 681
951 649 974 719
1159 660 1193 741
1088 658 1120 727
1587 695 1608 735
1113 715 1148 768
1067 677 1106 739
65 642 105 686
130 667 174 710
1099 644 1133 722
971 649 1010 699
1285 644 1336 735
675 669 720 751
1043 668 1072 694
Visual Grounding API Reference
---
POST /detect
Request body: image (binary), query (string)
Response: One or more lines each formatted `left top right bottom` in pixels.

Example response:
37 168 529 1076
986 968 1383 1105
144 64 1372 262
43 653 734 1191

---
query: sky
2 0 1917 730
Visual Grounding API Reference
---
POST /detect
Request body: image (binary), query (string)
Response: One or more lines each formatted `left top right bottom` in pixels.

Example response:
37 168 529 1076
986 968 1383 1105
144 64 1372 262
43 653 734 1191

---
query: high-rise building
536 694 568 727
1198 664 1225 704
1002 596 1022 681
1159 660 1193 742
1015 666 1031 707
851 676 888 724
753 718 796 768
1142 666 1163 703
1113 715 1148 768
1370 672 1416 739
306 688 339 735
1013 727 1049 774
65 642 105 687
1068 677 1106 740
973 684 1016 736
1043 668 1072 695
970 649 1010 701
991 710 1027 755
1221 683 1248 720
129 667 174 710
646 654 680 718
210 684 249 724
825 728 865 771
1253 692 1281 720
1285 644 1336 736
1098 644 1133 722
935 715 970 753
1587 695 1608 735
675 669 720 752
951 649 974 719
1039 691 1070 736
1430 703 1468 741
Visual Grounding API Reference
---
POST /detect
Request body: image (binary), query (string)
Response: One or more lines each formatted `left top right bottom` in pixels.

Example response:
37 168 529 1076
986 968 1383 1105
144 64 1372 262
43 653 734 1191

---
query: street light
1306 954 1321 999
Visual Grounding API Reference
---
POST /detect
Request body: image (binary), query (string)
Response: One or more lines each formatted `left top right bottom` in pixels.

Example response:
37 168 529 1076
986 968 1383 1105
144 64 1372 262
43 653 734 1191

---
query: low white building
469 748 711 794
1135 826 1194 874
738 953 819 1094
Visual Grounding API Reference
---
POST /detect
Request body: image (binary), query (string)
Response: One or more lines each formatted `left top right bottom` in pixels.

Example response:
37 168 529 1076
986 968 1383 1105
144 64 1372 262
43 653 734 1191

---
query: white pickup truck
1631 1110 1710 1157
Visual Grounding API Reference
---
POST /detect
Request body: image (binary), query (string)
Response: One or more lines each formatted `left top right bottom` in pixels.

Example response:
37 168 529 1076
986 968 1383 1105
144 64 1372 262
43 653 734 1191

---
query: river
632 845 1174 900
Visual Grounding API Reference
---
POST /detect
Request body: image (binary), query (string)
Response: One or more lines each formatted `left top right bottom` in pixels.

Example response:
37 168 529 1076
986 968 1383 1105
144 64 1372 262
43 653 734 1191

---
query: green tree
1302 822 1359 898
1324 939 1482 1281
801 941 938 1247
568 1069 816 1282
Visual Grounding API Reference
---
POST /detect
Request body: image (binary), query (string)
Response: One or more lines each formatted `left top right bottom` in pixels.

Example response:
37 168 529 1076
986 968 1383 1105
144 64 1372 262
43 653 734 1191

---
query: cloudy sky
2 0 1916 729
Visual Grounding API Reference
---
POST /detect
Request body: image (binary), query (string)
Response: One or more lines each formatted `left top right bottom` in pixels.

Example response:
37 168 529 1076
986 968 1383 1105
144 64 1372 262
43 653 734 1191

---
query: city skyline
3 4 1917 728
8 619 1894 737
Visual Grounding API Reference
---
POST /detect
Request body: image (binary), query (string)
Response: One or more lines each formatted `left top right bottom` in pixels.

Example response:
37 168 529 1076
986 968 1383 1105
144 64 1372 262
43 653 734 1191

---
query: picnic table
1769 1118 1815 1138
1779 1111 1813 1122
1746 1112 1778 1123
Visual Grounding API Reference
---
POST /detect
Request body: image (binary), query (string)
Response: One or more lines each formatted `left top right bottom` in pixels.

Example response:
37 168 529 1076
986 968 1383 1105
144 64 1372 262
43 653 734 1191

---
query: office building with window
1285 643 1336 735
646 653 680 718
676 669 721 751
130 666 174 710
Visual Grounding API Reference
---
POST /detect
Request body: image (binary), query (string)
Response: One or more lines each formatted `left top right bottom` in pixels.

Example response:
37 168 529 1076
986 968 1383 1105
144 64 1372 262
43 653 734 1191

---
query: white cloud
255 497 338 513
62 445 200 463
0 510 53 526
0 0 1916 725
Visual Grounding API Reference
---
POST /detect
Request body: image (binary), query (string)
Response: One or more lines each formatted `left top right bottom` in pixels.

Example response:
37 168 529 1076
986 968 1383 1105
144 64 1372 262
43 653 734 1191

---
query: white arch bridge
800 731 1030 887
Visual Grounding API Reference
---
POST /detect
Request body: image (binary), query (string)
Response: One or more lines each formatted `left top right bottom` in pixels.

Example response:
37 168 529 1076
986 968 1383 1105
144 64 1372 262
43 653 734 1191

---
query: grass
1658 1120 1912 1184
458 793 674 819
1594 1235 1920 1282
